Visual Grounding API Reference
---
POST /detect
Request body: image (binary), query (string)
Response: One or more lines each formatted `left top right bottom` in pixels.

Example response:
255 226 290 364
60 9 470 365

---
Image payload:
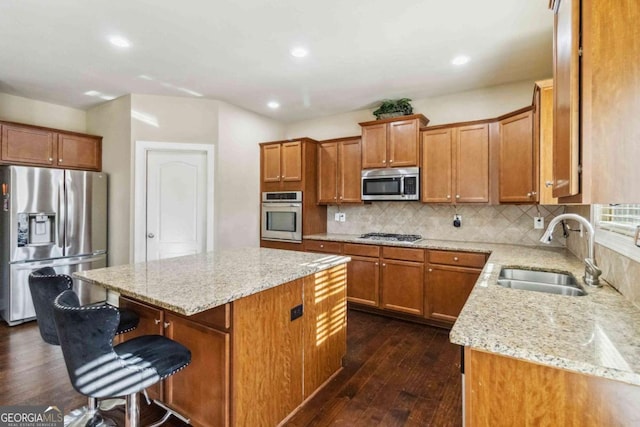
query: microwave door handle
399 177 405 195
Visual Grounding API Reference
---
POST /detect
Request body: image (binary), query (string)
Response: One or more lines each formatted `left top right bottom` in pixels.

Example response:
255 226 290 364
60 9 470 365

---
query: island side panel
232 278 305 426
303 264 347 398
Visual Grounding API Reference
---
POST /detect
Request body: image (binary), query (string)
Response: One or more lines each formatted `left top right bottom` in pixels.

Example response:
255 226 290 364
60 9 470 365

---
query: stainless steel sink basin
497 268 586 296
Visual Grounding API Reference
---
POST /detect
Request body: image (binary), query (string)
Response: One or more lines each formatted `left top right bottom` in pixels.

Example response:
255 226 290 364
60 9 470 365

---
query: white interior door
146 150 207 261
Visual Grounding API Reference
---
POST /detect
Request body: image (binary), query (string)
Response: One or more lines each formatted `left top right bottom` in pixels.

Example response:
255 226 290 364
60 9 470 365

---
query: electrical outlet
334 213 340 222
453 214 462 228
338 213 346 222
534 216 544 229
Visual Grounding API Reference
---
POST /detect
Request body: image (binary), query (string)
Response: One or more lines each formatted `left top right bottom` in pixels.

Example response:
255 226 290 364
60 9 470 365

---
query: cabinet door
0 124 56 166
57 133 101 171
262 144 282 182
388 118 419 167
455 124 489 203
552 0 580 197
421 128 453 203
361 123 387 168
499 110 536 203
164 313 230 427
380 259 424 316
338 139 362 203
426 264 480 324
281 141 302 181
535 81 558 205
118 297 164 400
303 266 347 399
347 255 380 307
317 142 338 204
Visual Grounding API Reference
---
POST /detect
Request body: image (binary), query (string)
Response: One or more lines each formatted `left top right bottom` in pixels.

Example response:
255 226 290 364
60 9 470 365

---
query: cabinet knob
334 196 337 200
147 233 155 239
375 262 379 266
382 159 386 164
527 192 532 197
154 319 161 325
456 195 460 199
389 159 393 163
164 322 170 329
453 257 459 261
545 181 554 188
382 263 386 267
339 196 343 200
428 268 433 272
48 157 53 162
276 175 280 179
59 159 63 163
320 244 324 248
446 195 451 199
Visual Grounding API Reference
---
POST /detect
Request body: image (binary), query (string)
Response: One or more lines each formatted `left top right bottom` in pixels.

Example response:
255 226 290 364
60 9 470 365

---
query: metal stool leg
125 393 140 427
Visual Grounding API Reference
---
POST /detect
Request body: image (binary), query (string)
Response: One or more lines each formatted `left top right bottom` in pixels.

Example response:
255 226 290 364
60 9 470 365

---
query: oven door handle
262 203 302 208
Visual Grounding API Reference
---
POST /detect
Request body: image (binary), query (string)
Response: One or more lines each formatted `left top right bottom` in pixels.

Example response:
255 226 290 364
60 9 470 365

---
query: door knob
147 233 155 238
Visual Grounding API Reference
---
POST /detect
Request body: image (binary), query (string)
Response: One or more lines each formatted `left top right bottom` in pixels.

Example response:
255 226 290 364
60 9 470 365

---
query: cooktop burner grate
359 233 423 242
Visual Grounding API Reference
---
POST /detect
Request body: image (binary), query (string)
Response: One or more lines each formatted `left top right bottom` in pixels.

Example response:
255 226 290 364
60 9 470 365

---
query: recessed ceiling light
267 101 280 109
99 95 116 101
452 55 470 66
109 35 131 48
84 90 100 96
290 47 308 58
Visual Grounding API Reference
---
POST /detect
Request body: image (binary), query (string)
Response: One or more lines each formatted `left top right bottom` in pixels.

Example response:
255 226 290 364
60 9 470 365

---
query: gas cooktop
359 233 423 243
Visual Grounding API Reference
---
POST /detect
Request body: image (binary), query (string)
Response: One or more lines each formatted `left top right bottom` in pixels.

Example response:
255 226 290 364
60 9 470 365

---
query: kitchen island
74 247 351 427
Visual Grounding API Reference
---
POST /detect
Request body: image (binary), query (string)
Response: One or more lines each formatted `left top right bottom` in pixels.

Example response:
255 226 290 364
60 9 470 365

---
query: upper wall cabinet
533 80 557 205
421 123 489 203
317 137 361 204
0 121 102 171
551 0 640 203
359 114 429 169
262 141 302 184
498 108 537 203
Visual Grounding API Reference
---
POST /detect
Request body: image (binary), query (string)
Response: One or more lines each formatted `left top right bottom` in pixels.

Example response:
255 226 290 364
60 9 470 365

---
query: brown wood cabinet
534 79 558 205
0 121 102 171
464 347 640 426
359 114 429 169
426 250 486 324
261 141 302 184
421 123 489 203
344 243 380 307
498 108 537 203
380 246 425 316
550 0 640 203
118 297 230 427
317 136 361 204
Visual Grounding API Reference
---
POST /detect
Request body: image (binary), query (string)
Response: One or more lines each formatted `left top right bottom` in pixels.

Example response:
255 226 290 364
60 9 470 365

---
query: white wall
284 80 537 140
86 95 132 266
216 101 284 249
0 92 86 132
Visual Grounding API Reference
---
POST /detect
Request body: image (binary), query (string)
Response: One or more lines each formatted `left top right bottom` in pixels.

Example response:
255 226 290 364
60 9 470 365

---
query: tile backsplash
327 203 567 247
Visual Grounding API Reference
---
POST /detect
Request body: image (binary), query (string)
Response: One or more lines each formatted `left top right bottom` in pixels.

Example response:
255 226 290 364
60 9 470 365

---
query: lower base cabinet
426 265 481 323
465 347 640 426
380 258 425 316
119 264 347 427
346 256 380 306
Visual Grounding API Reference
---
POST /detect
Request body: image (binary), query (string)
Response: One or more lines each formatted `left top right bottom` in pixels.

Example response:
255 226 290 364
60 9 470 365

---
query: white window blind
595 204 640 237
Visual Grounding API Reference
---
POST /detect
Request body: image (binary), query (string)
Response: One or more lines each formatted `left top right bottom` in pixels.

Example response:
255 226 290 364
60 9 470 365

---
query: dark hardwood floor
0 310 462 426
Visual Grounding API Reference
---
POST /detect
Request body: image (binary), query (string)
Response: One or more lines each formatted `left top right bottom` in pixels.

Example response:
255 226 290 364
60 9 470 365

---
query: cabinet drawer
343 243 380 258
381 246 425 262
428 250 487 268
305 240 342 254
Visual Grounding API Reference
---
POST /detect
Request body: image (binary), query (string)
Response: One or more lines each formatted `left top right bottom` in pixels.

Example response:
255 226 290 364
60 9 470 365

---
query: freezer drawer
2 254 107 326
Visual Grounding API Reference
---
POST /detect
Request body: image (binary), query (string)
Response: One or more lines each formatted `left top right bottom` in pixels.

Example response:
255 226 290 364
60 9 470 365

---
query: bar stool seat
53 289 191 427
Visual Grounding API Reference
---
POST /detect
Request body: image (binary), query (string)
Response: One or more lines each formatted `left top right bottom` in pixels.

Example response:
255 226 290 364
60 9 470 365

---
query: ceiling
0 0 553 123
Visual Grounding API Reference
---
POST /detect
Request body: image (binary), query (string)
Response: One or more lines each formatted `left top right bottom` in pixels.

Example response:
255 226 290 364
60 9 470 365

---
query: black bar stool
28 267 140 425
53 289 191 427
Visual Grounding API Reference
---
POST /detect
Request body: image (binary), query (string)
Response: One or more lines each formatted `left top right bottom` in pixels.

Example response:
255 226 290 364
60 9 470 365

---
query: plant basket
377 112 407 120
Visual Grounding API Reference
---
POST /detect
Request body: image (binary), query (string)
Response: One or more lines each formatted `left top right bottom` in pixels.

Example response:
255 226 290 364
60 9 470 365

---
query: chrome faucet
539 213 603 287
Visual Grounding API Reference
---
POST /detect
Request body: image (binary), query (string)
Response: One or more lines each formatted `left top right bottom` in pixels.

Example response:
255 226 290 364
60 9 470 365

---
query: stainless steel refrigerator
0 166 108 325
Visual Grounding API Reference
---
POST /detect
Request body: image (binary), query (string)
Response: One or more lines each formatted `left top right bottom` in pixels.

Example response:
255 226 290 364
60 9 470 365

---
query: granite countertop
305 233 640 386
74 248 350 316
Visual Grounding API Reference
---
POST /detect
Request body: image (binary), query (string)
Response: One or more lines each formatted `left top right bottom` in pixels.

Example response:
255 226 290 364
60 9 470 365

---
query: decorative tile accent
328 203 567 247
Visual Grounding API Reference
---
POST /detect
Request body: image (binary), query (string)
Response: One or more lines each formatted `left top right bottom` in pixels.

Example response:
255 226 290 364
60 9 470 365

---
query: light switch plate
534 216 544 229
334 213 340 222
338 213 346 222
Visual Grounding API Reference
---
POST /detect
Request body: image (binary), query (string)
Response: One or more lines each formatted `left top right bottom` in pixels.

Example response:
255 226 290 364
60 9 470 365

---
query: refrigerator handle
58 171 66 253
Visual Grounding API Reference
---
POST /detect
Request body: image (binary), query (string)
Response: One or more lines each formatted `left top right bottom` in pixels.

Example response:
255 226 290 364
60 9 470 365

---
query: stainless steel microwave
261 191 303 242
361 167 420 201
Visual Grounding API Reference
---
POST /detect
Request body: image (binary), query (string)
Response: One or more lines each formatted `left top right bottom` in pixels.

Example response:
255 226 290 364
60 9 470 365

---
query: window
593 204 640 262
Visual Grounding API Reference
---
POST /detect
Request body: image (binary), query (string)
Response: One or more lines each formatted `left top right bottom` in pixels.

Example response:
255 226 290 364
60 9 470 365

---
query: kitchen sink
497 268 586 297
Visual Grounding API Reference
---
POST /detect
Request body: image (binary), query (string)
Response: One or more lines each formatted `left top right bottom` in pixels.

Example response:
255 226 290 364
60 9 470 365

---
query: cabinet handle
339 196 343 200
389 159 393 163
154 319 161 325
375 262 379 266
382 263 386 267
453 257 459 261
48 157 53 162
382 159 386 164
527 192 532 197
446 195 451 199
334 196 337 200
320 244 324 248
455 195 460 199
276 175 280 179
59 159 63 163
531 191 537 196
545 181 554 188
428 268 433 272
164 322 170 329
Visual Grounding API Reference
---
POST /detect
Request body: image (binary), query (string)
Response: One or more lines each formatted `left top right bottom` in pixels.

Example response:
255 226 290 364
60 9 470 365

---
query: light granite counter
305 233 640 386
74 247 350 316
